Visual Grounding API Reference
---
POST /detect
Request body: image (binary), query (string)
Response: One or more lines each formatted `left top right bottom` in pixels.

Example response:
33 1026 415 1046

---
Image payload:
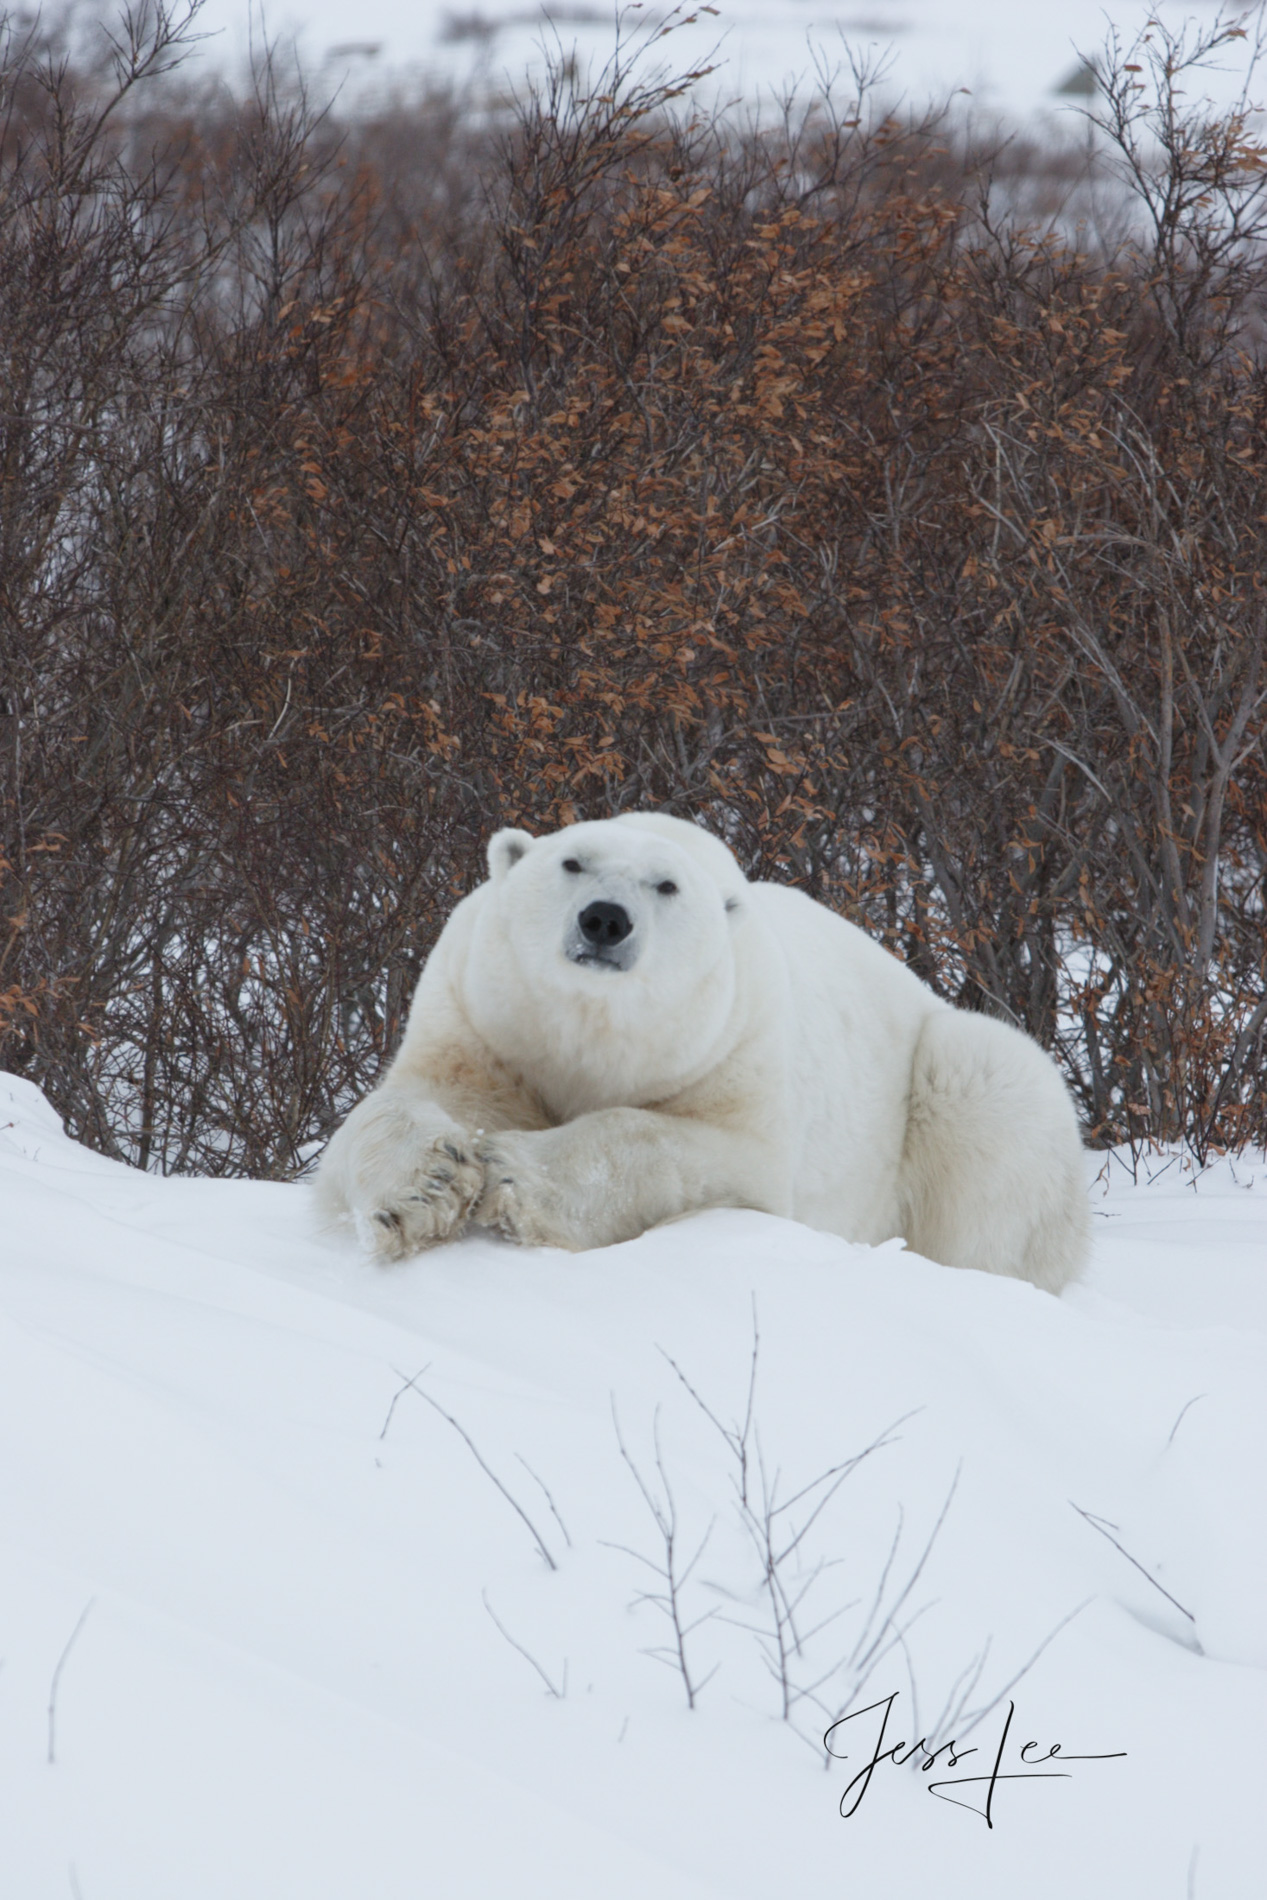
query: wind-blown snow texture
1 1069 1264 1897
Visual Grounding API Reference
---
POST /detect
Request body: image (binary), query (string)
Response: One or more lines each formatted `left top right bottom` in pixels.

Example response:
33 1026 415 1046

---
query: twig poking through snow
658 1294 761 1508
515 1453 574 1549
47 1600 94 1766
392 1366 558 1570
606 1400 720 1709
661 1315 924 1733
482 1591 567 1698
1167 1393 1207 1446
1070 1501 1197 1628
934 1597 1093 1745
849 1463 959 1679
379 1363 432 1440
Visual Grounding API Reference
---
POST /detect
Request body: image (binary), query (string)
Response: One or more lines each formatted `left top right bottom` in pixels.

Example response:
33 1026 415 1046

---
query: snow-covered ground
1 1068 1264 1897
146 0 1264 126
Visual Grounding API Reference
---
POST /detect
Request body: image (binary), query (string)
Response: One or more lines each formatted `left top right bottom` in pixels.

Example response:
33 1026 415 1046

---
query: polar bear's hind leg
898 1009 1088 1293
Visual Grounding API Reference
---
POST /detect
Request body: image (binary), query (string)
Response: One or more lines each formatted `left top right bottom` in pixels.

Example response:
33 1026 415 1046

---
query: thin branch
482 1591 567 1698
952 1599 1094 1741
1167 1394 1207 1447
609 1398 718 1708
398 1368 557 1570
1070 1501 1196 1626
851 1465 961 1673
379 1362 431 1441
48 1599 95 1766
514 1453 574 1548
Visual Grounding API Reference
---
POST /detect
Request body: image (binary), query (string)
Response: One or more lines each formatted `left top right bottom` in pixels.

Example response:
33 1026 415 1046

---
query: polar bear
316 812 1088 1291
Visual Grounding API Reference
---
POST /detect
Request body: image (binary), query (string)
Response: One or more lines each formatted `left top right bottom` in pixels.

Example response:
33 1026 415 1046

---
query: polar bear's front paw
471 1136 568 1249
357 1136 484 1262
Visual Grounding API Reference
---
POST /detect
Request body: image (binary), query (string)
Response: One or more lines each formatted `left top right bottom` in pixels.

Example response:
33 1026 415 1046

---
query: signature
825 1693 1126 1829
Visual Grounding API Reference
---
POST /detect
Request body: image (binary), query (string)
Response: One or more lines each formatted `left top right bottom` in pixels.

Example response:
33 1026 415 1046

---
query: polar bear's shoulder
748 880 938 1009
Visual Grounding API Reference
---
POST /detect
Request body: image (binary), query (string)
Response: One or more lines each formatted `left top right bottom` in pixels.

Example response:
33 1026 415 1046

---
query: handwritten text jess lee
825 1693 1126 1829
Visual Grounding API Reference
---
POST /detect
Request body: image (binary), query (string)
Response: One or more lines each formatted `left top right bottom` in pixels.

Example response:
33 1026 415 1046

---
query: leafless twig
515 1453 573 1549
482 1590 567 1698
48 1599 95 1766
395 1367 558 1570
659 1294 761 1507
1167 1394 1206 1446
1070 1501 1197 1628
606 1399 720 1709
379 1362 432 1440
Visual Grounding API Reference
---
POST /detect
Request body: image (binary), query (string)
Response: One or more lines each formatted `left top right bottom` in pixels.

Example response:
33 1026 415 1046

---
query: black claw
374 1209 400 1230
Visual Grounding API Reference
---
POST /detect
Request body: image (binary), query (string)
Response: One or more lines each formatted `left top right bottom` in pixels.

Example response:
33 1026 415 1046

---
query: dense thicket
2 3 1264 1174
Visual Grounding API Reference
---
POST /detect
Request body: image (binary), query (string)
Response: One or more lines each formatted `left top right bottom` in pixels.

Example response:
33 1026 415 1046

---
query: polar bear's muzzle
567 899 639 972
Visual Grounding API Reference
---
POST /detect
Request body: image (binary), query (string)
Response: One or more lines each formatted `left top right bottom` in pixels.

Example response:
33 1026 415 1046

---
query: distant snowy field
159 0 1261 125
1 1068 1264 1896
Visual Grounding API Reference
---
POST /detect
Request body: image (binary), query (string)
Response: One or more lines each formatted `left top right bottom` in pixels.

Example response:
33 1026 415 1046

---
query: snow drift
1 1072 1264 1897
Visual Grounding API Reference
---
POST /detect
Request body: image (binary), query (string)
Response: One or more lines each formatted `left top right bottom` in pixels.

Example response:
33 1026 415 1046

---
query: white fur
316 813 1089 1290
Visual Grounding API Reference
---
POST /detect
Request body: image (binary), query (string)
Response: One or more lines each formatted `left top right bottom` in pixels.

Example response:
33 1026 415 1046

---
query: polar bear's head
461 813 749 1112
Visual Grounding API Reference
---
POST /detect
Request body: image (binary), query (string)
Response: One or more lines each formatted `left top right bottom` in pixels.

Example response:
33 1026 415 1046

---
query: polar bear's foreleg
314 1087 485 1261
473 1109 786 1250
899 1009 1089 1292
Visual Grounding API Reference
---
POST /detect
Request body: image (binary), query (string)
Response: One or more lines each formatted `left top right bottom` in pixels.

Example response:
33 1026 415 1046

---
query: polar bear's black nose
579 901 633 946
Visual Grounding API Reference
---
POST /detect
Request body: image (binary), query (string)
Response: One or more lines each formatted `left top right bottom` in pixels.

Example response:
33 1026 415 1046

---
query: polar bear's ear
487 827 535 882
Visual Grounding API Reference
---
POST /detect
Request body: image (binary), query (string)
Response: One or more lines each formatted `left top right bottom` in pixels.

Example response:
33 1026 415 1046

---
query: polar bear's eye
656 880 678 896
562 858 583 874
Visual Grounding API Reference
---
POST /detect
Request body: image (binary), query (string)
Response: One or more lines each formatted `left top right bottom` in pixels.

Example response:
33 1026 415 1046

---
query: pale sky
166 0 1257 127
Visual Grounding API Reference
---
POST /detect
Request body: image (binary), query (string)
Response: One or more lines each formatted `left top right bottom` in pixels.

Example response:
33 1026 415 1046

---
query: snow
167 0 1264 126
1 1068 1265 1897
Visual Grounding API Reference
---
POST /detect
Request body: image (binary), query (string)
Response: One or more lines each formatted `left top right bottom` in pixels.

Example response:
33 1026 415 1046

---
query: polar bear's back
745 881 937 1240
748 880 936 1027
